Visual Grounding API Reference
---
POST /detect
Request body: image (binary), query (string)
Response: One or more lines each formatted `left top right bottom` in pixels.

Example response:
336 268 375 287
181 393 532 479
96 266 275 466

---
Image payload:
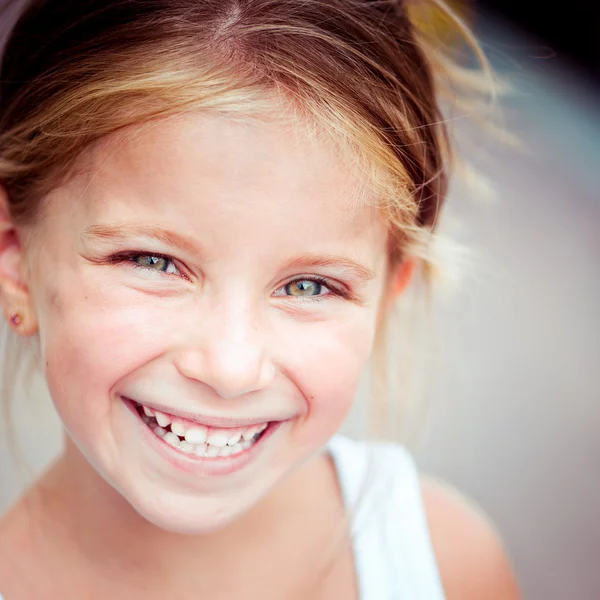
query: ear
391 256 415 296
381 257 416 315
0 185 39 336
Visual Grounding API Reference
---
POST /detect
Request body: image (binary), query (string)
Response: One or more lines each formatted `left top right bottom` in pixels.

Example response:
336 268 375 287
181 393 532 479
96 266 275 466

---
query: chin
120 482 262 535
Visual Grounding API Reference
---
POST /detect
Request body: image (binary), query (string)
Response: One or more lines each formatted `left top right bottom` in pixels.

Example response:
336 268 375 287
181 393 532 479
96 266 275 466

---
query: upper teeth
140 405 268 449
184 426 207 445
155 411 170 428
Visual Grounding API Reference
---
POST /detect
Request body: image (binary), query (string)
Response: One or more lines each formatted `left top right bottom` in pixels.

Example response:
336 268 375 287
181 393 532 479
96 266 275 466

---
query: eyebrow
84 223 376 281
286 254 376 281
83 223 202 256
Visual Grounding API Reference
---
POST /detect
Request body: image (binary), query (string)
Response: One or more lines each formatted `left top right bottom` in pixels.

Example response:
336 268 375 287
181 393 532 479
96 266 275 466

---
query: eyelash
107 250 350 302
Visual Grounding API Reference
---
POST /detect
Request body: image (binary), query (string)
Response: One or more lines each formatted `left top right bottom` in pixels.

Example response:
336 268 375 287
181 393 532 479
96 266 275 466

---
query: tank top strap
327 434 446 600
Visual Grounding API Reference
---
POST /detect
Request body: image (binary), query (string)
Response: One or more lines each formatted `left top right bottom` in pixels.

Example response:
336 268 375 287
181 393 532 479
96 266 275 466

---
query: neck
32 436 339 592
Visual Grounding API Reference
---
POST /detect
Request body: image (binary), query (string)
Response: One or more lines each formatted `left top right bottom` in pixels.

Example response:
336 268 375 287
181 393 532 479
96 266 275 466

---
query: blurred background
0 2 599 599
481 0 599 85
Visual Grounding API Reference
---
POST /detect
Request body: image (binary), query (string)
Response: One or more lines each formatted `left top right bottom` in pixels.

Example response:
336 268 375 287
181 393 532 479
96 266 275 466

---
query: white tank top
0 435 445 600
327 434 446 599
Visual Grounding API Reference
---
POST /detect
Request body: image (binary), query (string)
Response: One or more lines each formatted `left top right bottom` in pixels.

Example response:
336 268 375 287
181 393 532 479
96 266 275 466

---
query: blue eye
108 251 349 301
108 251 182 277
275 276 349 302
133 255 172 272
285 279 325 296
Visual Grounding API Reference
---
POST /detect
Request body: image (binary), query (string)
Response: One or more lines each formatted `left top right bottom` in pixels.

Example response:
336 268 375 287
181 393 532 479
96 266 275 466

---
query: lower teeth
140 410 262 458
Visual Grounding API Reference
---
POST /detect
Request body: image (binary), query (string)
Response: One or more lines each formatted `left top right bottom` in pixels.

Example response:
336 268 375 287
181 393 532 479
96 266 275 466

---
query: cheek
281 311 377 439
39 282 175 430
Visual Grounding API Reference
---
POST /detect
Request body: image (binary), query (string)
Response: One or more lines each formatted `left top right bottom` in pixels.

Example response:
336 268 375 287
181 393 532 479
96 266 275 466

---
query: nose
173 299 275 399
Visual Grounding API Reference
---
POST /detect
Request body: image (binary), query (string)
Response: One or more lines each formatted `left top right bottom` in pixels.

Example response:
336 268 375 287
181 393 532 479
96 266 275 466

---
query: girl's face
24 111 395 533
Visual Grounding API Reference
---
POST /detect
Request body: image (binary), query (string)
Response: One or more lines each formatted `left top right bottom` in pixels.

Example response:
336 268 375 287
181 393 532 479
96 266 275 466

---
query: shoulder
420 476 521 600
0 495 41 594
0 503 27 575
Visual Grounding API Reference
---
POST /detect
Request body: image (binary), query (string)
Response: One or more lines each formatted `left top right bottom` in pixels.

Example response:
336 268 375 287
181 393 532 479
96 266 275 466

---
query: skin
0 110 520 599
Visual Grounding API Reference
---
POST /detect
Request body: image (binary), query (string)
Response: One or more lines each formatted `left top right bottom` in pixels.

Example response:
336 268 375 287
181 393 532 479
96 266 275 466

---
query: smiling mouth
133 401 270 458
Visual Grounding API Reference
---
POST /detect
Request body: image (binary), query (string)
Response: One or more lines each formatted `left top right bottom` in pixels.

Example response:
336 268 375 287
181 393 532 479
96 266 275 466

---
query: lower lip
122 397 283 477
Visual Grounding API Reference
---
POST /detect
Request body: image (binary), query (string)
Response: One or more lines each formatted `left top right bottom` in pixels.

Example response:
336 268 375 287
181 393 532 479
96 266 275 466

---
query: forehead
59 111 387 255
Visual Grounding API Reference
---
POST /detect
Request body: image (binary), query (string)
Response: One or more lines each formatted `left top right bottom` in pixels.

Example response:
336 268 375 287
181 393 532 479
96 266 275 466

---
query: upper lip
123 396 281 428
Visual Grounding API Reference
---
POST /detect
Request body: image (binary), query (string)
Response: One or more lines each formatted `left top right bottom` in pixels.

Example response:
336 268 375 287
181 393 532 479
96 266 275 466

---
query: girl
0 0 520 598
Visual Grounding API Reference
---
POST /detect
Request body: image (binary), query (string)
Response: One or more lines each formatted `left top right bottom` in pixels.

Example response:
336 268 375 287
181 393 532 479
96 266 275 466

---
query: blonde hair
0 0 499 442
